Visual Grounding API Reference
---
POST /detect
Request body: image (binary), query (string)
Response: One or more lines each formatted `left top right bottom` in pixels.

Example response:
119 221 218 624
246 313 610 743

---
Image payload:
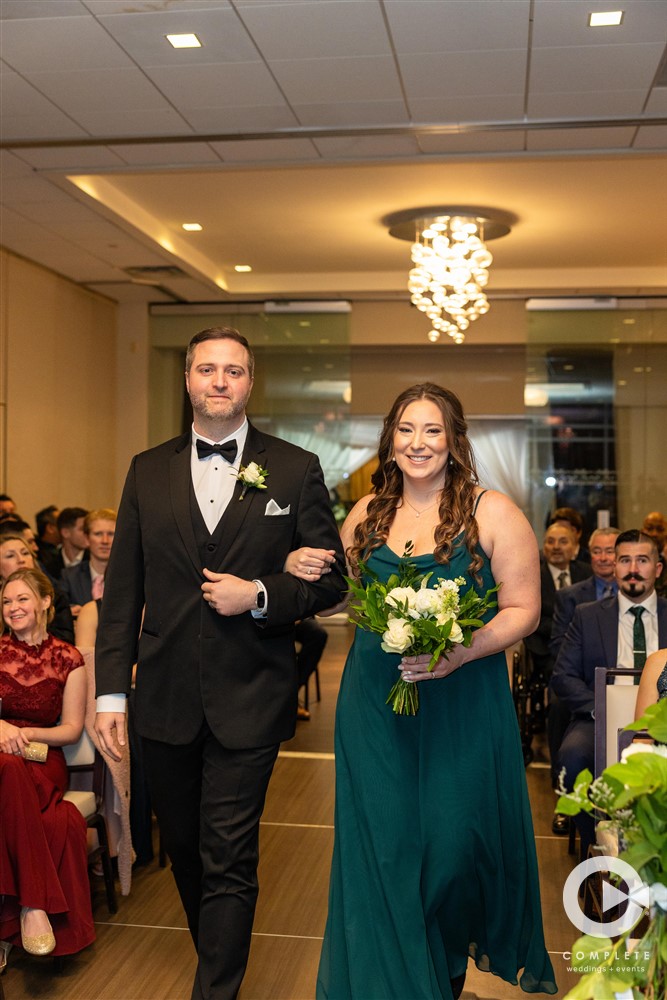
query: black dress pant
142 725 279 1000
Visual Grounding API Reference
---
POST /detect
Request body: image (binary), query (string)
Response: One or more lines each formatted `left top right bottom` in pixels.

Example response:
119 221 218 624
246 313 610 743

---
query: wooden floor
1 623 581 1000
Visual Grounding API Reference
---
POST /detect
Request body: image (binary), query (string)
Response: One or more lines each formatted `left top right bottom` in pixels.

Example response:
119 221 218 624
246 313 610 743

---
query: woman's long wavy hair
348 383 484 581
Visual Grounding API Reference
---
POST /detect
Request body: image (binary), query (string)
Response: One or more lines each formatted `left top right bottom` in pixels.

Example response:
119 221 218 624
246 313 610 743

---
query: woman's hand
284 547 336 581
400 645 470 683
0 719 31 755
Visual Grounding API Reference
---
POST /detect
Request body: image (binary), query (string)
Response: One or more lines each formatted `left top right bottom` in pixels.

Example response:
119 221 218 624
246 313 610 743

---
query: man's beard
190 391 248 424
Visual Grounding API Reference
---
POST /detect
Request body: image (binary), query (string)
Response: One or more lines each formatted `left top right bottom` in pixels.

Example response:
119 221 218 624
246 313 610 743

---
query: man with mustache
551 529 667 856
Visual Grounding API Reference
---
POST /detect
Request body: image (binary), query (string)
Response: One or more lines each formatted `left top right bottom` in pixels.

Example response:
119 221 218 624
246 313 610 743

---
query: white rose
413 588 441 617
386 587 418 611
243 462 263 484
381 617 414 654
448 621 463 644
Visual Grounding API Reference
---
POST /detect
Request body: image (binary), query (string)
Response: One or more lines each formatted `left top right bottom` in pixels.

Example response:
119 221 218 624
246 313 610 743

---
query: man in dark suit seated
551 528 667 856
524 522 591 812
61 508 116 615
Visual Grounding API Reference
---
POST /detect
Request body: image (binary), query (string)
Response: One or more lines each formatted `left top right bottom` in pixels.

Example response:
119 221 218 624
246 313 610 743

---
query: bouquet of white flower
346 543 499 715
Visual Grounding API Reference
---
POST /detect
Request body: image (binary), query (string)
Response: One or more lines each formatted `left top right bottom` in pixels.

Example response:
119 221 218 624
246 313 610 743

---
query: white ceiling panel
26 68 177 115
384 0 530 53
97 6 258 66
293 100 409 127
269 55 403 104
633 124 667 147
1 67 72 117
1 173 79 205
83 281 176 304
9 196 126 226
530 43 666 94
236 0 391 59
399 49 527 100
526 126 636 150
311 135 422 159
179 104 299 131
83 0 231 13
14 146 126 169
68 107 194 137
1 205 61 244
1 0 87 17
528 88 650 117
210 137 319 162
0 15 133 73
645 88 667 114
409 94 525 121
143 61 287 108
0 150 36 178
417 131 526 153
114 142 222 165
531 0 667 47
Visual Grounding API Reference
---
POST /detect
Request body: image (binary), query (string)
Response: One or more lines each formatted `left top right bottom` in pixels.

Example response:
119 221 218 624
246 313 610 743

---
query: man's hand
95 711 127 761
202 570 258 616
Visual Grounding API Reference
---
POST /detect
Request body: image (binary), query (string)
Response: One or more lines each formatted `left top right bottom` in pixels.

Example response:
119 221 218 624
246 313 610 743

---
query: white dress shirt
616 590 659 677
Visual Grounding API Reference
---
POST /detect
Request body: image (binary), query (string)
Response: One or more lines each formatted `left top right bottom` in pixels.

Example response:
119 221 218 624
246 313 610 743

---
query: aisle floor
1 623 580 1000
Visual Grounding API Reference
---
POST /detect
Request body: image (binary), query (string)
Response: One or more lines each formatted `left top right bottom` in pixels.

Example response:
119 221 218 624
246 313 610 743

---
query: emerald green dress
316 542 557 1000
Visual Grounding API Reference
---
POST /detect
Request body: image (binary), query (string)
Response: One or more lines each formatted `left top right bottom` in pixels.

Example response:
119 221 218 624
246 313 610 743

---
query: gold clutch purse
22 741 49 763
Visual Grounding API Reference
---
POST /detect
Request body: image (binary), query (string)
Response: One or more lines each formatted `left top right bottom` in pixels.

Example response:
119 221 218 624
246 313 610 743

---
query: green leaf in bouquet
570 936 613 973
620 838 660 876
624 699 667 743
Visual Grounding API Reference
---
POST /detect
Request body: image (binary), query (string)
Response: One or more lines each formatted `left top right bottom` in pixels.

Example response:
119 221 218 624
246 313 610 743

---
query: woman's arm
75 599 99 648
21 665 87 748
402 491 540 680
634 648 665 719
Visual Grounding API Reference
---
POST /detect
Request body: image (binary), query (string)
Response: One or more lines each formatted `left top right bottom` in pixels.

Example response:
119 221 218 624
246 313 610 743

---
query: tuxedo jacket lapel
170 435 201 574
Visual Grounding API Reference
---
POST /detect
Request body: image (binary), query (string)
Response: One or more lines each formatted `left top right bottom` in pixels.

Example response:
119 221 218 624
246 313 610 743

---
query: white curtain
468 419 529 511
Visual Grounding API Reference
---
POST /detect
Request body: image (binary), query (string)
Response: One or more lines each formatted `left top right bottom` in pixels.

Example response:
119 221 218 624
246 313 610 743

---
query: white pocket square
265 499 290 516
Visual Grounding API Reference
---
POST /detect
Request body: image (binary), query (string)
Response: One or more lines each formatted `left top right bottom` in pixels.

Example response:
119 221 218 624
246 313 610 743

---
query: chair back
594 666 641 777
63 728 97 768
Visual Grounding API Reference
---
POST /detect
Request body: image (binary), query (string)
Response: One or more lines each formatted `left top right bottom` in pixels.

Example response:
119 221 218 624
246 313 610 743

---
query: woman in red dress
0 568 95 967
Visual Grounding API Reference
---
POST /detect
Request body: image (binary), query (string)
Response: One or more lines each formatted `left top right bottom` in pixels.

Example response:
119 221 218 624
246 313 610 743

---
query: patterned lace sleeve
51 637 85 682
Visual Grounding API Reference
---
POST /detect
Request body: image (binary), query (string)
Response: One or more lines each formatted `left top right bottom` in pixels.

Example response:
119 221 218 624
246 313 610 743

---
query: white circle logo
563 856 650 937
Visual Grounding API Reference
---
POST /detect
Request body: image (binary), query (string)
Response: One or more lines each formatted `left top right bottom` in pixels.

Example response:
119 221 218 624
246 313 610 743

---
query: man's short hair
588 526 621 546
185 327 255 379
84 509 117 534
549 506 584 533
0 518 31 537
35 505 59 539
57 506 89 532
615 528 660 559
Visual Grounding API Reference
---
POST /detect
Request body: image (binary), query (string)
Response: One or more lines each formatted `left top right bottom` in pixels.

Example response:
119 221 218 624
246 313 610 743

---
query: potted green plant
556 698 667 999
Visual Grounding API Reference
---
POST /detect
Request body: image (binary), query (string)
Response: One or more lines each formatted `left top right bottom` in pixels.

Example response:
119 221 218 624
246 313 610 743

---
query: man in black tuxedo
551 529 666 854
95 328 345 1000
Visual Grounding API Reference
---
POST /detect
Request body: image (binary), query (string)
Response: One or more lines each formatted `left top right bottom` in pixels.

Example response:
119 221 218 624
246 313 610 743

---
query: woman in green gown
288 384 557 1000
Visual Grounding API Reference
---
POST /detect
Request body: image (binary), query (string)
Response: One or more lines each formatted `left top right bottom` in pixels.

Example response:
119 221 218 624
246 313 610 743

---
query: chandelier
384 206 515 344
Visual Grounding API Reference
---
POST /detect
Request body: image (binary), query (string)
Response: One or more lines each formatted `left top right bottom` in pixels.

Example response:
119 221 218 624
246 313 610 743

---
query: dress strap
472 489 488 515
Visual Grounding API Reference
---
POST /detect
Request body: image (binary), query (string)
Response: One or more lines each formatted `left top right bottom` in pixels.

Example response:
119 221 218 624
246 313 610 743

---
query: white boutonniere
233 461 269 500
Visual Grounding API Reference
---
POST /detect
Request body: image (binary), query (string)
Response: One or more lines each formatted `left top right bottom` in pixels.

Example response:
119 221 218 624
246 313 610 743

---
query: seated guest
550 527 621 659
551 529 667 856
294 617 328 721
61 509 116 615
57 507 89 574
0 569 95 962
549 506 590 563
0 518 40 563
548 526 620 834
0 535 74 644
35 506 62 579
635 646 667 717
0 495 17 517
524 522 590 803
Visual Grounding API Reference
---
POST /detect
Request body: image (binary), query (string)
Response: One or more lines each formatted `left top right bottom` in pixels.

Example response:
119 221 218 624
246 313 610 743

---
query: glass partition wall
525 306 667 539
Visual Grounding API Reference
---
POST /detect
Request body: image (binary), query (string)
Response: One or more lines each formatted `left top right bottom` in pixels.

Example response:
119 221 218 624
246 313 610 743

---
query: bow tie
196 438 238 463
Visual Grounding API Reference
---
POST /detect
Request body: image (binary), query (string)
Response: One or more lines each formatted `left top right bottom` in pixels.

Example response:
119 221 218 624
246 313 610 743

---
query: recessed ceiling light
588 11 624 27
182 222 202 232
234 265 252 272
166 33 201 48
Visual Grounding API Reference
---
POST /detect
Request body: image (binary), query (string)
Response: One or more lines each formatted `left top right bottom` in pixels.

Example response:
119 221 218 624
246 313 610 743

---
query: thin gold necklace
402 496 438 518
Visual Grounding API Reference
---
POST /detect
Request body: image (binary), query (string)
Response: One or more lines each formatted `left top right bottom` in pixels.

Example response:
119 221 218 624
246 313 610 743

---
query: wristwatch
252 579 266 612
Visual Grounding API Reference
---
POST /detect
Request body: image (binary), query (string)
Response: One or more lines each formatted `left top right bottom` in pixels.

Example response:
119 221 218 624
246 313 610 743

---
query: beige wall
0 249 120 516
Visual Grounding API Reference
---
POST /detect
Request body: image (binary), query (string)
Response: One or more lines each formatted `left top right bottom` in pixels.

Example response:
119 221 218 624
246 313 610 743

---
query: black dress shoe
552 813 570 836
